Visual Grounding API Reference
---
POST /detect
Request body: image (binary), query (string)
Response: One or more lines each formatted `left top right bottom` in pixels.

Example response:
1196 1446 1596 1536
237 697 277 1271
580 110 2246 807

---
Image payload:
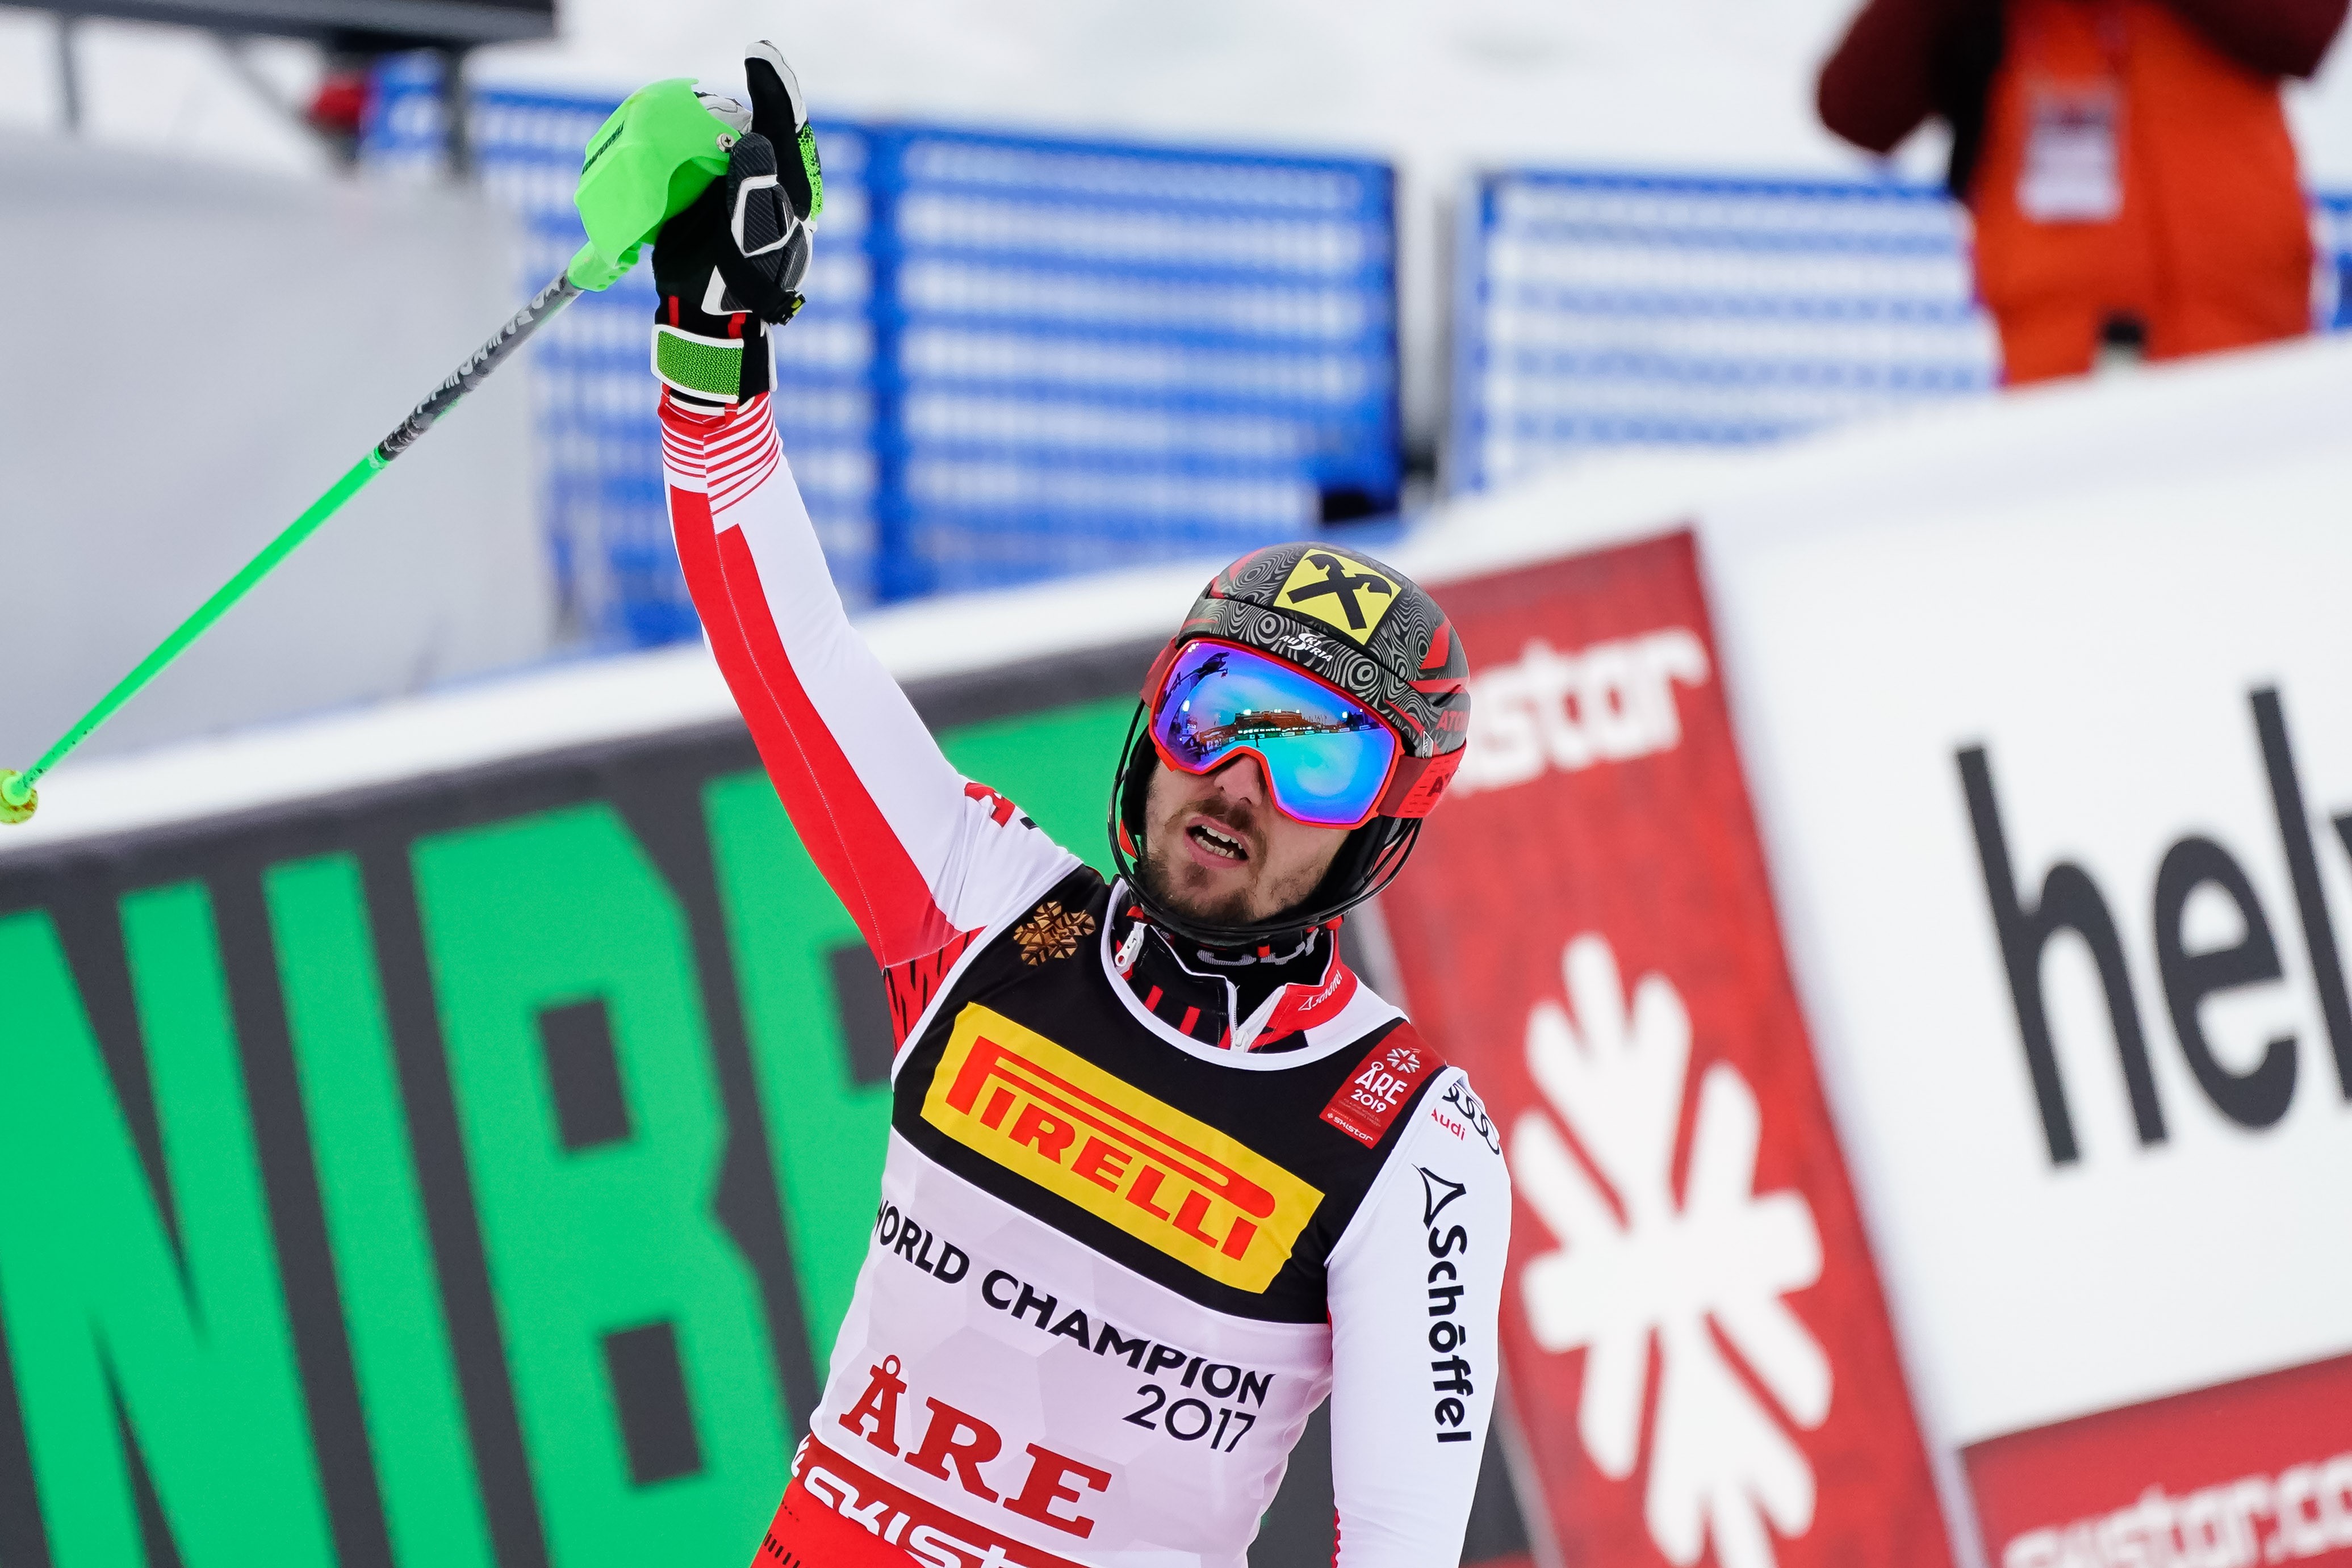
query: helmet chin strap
1174 921 1323 967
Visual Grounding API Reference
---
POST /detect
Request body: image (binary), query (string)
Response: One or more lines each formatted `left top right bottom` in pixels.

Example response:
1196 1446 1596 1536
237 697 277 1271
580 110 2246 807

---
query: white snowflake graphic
1511 933 1830 1568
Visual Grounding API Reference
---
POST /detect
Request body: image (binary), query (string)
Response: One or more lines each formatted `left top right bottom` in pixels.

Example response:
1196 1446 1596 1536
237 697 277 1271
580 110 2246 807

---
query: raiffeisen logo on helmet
922 1005 1324 1291
1276 550 1400 643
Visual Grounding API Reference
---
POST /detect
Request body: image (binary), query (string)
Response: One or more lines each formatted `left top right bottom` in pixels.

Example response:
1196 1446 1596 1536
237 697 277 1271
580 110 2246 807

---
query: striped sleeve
660 387 1079 1039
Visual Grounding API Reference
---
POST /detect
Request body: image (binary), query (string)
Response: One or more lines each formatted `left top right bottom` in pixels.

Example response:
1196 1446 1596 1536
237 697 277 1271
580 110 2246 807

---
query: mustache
1177 791 1260 841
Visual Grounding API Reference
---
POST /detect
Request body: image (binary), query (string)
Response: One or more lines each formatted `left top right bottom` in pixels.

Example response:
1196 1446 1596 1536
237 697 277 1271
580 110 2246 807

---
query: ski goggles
1147 639 1403 828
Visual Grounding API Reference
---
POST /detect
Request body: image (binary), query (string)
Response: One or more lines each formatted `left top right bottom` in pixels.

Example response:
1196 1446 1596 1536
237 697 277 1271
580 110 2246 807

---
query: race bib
2018 82 2123 223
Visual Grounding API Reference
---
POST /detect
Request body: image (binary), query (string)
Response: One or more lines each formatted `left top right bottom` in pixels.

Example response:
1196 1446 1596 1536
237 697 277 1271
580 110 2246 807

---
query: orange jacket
1820 0 2342 378
1969 0 2313 363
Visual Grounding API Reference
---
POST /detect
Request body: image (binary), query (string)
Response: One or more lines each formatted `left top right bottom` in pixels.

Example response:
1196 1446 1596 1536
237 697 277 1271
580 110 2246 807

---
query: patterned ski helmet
1110 542 1471 947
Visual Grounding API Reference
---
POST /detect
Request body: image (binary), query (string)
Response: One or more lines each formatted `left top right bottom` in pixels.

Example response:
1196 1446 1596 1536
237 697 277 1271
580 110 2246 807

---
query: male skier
617 44 1508 1568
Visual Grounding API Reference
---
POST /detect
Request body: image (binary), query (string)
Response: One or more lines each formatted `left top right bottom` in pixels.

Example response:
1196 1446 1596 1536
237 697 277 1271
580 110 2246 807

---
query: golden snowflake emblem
1012 901 1096 965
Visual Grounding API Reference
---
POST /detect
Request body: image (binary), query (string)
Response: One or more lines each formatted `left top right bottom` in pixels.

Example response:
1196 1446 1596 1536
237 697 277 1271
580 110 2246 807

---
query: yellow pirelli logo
923 1005 1324 1292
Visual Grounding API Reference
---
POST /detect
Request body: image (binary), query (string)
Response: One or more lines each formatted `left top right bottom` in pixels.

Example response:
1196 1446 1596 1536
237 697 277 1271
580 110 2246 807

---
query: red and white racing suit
660 384 1510 1568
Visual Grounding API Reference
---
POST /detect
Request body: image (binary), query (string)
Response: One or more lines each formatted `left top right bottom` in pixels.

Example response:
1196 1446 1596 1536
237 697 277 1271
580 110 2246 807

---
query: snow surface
12 0 2352 184
0 551 1215 856
15 0 2351 447
0 4 1786 175
10 328 2346 858
7 0 2350 852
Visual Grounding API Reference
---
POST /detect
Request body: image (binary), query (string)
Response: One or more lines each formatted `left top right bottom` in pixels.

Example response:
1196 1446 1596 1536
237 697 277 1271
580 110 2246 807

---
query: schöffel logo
923 1006 1324 1291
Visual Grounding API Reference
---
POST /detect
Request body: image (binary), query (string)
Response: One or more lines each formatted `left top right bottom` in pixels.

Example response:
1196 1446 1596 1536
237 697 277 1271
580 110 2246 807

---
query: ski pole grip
378 272 581 462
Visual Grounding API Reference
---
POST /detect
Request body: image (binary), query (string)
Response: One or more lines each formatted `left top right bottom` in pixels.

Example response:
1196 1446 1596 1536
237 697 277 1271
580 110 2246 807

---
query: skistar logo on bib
923 1005 1324 1290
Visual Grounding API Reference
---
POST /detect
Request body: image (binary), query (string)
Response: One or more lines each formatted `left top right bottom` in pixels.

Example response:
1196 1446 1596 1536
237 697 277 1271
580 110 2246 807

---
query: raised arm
633 47 1076 1037
662 396 1072 953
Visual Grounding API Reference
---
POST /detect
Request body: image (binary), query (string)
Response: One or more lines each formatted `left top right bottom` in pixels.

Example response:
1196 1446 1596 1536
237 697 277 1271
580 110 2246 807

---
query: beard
1138 791 1262 925
1137 787 1332 929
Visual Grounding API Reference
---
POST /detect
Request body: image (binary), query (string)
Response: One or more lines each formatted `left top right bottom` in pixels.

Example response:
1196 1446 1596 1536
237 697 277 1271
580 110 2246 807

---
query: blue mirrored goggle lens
1150 642 1397 827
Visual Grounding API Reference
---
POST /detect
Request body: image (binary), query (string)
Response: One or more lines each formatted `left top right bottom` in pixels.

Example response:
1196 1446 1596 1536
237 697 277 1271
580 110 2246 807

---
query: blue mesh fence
363 57 1398 644
867 126 1399 601
2318 194 2352 332
1449 168 1998 496
1450 166 2352 496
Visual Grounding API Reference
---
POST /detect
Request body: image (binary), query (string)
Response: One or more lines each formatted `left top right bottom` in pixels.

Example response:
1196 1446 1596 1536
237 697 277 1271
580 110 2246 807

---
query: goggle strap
1139 640 1183 708
1379 748 1465 819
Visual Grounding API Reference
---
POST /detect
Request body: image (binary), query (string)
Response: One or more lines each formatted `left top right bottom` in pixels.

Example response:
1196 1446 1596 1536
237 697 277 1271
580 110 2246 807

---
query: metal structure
41 0 553 44
369 62 1402 645
40 0 549 150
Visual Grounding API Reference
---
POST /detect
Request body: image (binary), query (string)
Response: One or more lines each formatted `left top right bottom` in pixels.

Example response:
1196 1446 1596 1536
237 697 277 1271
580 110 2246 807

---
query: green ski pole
0 70 757 826
0 269 583 825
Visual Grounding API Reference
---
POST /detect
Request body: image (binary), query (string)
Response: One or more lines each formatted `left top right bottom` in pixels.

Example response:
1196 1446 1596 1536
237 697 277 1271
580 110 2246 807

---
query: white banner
1413 333 2352 1565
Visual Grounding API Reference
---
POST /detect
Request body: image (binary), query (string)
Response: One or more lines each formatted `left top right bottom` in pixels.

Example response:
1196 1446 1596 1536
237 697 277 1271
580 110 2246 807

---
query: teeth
1191 824 1244 860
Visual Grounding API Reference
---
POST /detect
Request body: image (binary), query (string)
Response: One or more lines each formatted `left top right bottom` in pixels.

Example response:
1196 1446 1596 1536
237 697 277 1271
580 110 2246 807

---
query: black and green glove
567 41 823 405
651 43 822 403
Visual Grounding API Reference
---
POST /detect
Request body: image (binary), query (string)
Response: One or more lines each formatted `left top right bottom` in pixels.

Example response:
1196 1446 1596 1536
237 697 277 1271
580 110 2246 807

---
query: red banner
1966 1353 2352 1568
1380 531 1951 1568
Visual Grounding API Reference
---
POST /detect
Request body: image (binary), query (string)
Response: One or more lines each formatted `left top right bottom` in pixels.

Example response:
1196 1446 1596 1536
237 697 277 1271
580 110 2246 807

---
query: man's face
1139 754 1351 928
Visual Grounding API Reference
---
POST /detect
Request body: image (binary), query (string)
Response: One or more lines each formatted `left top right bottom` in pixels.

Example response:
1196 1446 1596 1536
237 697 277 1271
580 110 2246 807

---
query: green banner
0 638 1530 1568
0 652 1142 1568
